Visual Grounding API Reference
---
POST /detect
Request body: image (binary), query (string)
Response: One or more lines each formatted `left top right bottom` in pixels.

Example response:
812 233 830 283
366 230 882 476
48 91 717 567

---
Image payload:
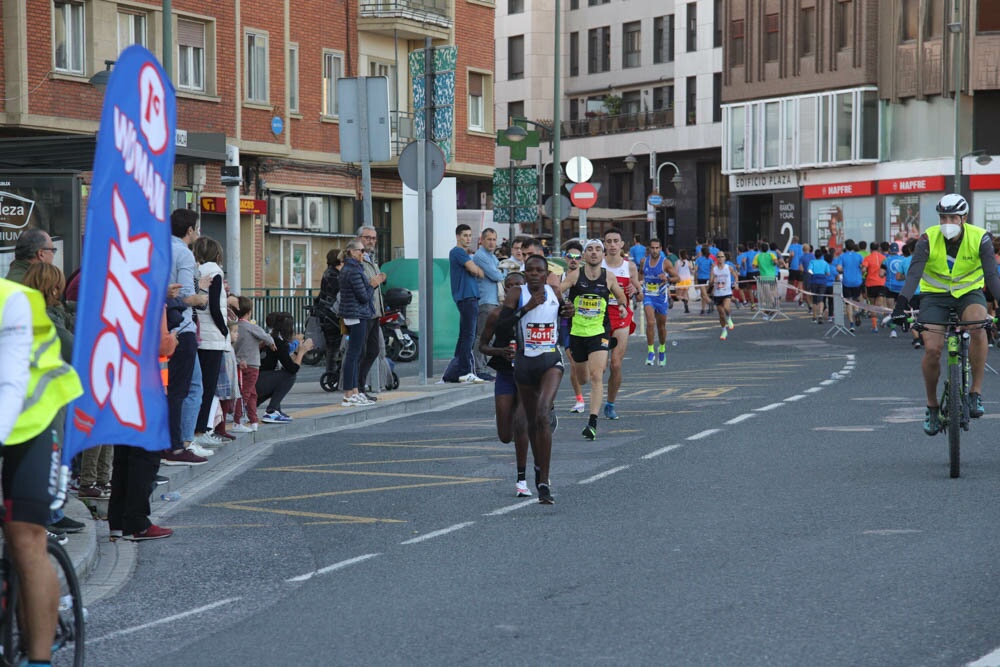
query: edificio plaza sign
729 171 800 193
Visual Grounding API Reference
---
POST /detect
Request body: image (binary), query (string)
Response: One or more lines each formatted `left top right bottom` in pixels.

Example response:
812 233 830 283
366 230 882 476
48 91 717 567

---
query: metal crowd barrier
752 277 789 321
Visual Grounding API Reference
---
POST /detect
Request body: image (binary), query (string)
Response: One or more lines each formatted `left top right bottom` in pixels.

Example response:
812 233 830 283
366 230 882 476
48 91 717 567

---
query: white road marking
847 354 855 360
724 413 756 425
286 553 381 582
784 395 807 402
90 597 242 642
642 444 683 459
401 522 475 545
804 387 823 393
968 647 1000 666
755 403 785 412
820 379 836 386
484 500 537 515
687 428 721 440
579 465 631 484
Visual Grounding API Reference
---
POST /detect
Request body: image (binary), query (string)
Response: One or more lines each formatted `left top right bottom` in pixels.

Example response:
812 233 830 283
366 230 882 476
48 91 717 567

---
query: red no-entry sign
569 182 598 209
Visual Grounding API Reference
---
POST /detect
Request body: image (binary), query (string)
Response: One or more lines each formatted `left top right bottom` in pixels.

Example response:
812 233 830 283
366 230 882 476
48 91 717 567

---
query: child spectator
232 297 275 432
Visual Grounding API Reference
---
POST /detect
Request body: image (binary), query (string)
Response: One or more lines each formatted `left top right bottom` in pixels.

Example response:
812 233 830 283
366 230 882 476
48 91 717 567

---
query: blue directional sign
271 116 284 136
648 193 663 206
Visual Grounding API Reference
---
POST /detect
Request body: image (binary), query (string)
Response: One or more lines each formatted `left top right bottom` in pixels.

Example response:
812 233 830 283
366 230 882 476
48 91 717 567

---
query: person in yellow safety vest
0 277 82 665
891 193 1000 436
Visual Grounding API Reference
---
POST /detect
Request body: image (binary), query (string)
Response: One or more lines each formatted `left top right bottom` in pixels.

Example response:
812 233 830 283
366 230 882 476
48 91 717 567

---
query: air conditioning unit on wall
304 196 325 231
283 196 303 229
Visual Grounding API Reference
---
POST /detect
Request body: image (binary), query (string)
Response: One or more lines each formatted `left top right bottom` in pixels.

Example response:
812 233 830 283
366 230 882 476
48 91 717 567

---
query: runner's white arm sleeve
0 291 32 443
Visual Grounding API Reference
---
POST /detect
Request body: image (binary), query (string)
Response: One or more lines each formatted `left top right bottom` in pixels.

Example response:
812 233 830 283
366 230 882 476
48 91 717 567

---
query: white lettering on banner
825 185 853 196
778 201 796 220
896 180 927 191
113 106 167 221
91 186 151 428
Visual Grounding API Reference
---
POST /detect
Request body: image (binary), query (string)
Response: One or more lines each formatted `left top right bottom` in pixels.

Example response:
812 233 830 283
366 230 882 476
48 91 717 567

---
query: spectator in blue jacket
338 241 376 406
473 227 505 380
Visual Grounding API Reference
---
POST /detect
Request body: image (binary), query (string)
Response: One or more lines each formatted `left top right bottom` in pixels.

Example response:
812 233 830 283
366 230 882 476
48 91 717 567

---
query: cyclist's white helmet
936 193 969 216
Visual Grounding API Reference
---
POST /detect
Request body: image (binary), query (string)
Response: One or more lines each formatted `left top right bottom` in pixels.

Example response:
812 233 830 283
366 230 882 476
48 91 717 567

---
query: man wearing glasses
473 227 505 381
356 226 388 400
5 228 58 284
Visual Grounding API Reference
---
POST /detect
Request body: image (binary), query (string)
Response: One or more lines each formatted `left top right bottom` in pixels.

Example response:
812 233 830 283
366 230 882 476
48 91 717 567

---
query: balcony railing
557 109 675 139
359 0 451 22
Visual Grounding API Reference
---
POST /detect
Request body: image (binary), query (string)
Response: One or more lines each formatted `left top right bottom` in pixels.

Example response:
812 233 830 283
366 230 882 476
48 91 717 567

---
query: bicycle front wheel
48 539 85 667
948 362 962 479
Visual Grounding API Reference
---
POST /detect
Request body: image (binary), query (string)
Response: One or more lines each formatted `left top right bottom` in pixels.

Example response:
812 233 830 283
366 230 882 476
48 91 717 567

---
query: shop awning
0 132 228 170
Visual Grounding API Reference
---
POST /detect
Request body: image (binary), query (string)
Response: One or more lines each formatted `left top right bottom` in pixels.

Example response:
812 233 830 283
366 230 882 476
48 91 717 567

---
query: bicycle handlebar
910 317 997 332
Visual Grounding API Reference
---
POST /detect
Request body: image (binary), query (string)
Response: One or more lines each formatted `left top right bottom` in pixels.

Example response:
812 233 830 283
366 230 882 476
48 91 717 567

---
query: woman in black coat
338 241 376 406
316 248 343 372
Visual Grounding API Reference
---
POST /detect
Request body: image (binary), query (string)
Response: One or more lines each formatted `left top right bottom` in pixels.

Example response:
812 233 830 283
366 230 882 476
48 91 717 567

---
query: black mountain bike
0 536 85 666
912 313 996 479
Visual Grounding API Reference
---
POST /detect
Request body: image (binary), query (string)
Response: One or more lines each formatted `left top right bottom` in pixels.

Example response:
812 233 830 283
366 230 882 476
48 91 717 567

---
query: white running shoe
571 400 586 413
229 423 253 434
187 443 215 458
516 481 532 497
458 373 486 383
889 329 898 338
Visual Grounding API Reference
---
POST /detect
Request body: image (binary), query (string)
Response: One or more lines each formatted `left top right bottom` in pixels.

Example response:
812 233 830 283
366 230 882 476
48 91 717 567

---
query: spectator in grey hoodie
232 296 275 432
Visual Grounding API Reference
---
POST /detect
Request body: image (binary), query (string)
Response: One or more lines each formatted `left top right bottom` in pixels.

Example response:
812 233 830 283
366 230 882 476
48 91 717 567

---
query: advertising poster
889 195 922 240
816 204 844 252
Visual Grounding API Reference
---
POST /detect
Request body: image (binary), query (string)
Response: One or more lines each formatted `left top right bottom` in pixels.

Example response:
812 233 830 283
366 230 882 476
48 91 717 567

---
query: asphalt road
82 306 1000 666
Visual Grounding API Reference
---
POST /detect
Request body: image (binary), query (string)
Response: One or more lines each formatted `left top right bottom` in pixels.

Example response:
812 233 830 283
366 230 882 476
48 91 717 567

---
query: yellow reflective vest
918 224 987 298
0 279 82 445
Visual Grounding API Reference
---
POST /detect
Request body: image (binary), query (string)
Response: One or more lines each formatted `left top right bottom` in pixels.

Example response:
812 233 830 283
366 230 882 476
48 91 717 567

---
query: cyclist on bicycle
0 277 82 666
891 193 1000 435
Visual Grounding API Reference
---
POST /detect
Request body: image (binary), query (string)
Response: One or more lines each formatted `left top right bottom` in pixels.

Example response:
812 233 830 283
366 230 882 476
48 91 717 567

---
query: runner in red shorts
600 228 641 420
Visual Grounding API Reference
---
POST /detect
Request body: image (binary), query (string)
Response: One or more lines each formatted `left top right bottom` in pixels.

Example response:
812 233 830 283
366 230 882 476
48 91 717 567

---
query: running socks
648 344 654 353
588 414 598 428
658 343 666 354
575 394 584 403
517 467 526 483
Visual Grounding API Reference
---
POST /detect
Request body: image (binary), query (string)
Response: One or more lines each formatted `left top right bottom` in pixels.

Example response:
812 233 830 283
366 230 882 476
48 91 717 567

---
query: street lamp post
624 141 657 238
949 1 963 193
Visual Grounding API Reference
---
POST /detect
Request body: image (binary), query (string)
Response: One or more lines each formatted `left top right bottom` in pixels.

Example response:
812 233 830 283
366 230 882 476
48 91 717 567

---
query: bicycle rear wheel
948 362 962 479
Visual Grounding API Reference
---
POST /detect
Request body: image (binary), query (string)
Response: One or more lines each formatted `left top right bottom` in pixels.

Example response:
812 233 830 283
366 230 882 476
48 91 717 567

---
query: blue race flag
64 45 176 463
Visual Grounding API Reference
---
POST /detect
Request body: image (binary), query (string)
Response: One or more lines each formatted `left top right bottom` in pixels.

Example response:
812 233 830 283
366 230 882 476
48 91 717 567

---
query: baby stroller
319 325 399 393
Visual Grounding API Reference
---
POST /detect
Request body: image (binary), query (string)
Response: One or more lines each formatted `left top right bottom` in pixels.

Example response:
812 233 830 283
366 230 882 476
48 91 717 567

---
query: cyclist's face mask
940 222 962 240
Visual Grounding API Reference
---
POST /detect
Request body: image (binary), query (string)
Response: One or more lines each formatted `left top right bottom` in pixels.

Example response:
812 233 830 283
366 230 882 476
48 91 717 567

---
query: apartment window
468 72 485 131
686 76 697 125
980 0 1000 32
714 0 723 47
117 11 147 53
54 1 85 74
369 60 397 111
686 3 697 52
729 106 746 170
654 15 675 63
508 0 523 13
323 52 343 116
288 45 299 113
570 32 579 76
622 91 641 114
177 19 206 92
764 102 780 167
764 14 779 62
713 72 722 122
570 0 578 8
623 22 641 68
900 0 918 41
507 101 524 121
246 32 268 103
588 27 611 73
508 36 524 80
837 1 854 48
588 0 610 5
923 0 942 39
799 8 815 56
730 19 744 66
653 84 674 110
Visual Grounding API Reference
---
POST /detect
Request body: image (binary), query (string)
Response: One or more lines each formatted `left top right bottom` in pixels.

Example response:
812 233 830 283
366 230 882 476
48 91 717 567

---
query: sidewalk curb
70 380 493 596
